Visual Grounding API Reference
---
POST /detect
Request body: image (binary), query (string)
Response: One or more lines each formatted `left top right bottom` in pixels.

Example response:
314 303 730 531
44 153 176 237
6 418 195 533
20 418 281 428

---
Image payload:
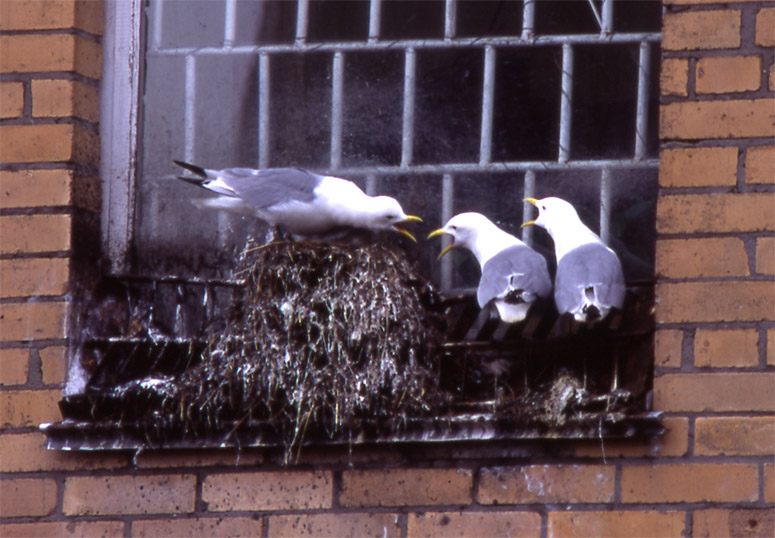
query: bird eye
449 225 457 230
541 205 546 211
385 214 397 220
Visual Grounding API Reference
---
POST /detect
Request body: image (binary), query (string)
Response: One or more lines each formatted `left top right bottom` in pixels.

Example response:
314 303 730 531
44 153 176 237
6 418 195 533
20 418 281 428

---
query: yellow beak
393 215 423 242
427 228 454 259
522 198 538 227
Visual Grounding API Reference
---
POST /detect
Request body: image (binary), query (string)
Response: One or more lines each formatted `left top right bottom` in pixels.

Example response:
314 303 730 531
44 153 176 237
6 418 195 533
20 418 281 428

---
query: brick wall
1 1 773 537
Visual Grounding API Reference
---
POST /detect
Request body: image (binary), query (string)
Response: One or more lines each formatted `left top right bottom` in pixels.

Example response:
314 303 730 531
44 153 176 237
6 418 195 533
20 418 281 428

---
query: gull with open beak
429 212 552 323
174 161 422 241
523 197 625 322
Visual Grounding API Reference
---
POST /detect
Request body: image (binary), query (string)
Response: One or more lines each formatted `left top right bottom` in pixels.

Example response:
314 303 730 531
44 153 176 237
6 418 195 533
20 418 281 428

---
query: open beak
427 228 454 259
393 215 423 242
522 197 538 228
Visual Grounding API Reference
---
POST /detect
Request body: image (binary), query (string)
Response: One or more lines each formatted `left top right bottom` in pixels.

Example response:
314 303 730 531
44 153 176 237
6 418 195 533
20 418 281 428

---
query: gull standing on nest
173 161 422 241
429 212 552 323
523 197 625 323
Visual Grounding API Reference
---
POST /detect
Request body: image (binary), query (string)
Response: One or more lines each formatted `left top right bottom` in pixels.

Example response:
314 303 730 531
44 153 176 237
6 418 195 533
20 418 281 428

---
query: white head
523 196 601 259
363 195 422 240
428 212 522 266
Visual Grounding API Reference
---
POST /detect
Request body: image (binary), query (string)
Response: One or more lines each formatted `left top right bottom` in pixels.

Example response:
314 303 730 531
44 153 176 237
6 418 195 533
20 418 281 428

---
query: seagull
428 212 552 323
173 161 422 241
523 197 625 323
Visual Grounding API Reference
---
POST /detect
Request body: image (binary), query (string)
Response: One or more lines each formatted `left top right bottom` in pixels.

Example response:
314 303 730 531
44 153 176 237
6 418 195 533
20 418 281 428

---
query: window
48 0 663 451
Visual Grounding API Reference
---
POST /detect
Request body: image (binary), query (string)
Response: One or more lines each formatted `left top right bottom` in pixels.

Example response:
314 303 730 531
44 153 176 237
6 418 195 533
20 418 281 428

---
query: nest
126 239 447 457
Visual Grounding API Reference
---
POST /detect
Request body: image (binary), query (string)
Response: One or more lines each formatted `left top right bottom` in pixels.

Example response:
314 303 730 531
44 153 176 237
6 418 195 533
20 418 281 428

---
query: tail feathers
173 160 208 178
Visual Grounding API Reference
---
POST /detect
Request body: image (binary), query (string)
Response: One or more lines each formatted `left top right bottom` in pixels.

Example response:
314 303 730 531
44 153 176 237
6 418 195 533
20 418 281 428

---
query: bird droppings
48 238 661 455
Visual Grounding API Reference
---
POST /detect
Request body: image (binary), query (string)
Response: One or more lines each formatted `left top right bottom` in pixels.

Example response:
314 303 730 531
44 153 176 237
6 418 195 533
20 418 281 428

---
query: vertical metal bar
331 51 345 169
634 41 651 161
368 0 382 41
479 46 496 166
401 48 416 168
444 0 457 40
521 0 535 40
365 174 378 196
295 0 309 44
184 55 196 162
522 170 536 245
601 0 614 35
150 0 163 51
558 43 573 164
224 0 237 47
258 53 271 168
600 168 612 245
441 173 454 290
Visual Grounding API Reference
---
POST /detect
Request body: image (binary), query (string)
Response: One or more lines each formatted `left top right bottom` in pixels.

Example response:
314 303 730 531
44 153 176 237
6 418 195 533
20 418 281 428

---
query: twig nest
177 239 446 455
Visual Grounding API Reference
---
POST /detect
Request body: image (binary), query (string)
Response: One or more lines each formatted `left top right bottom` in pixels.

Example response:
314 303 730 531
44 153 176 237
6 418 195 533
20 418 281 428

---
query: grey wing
218 168 322 210
477 245 553 308
554 243 625 313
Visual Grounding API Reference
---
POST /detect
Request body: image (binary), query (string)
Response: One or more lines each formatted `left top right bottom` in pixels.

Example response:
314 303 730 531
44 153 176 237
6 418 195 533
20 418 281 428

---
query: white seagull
173 161 422 241
428 212 552 323
523 197 625 323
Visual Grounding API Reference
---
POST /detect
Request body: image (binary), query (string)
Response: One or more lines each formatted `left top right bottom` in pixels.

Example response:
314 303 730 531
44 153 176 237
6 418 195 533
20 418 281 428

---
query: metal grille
104 0 661 288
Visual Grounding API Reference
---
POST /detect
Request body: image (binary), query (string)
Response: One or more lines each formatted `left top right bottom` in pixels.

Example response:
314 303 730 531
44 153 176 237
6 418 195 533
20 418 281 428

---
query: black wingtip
176 175 206 187
173 160 208 178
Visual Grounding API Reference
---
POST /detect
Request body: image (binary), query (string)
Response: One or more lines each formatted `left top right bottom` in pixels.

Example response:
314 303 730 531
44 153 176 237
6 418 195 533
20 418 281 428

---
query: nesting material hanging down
166 238 447 454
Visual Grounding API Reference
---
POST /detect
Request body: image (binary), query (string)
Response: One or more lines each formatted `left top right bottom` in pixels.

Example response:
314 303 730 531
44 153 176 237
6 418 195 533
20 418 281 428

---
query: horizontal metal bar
160 159 657 181
147 32 660 57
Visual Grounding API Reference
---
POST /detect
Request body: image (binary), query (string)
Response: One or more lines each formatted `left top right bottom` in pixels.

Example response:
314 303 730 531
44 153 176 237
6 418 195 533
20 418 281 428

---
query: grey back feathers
555 243 625 319
218 168 320 210
478 244 552 309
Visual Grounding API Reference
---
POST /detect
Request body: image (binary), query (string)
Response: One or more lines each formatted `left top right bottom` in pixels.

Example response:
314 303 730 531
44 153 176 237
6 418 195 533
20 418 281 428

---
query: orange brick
548 511 686 538
661 99 775 140
74 0 104 35
660 58 688 97
341 468 472 507
656 238 748 279
0 34 100 79
409 511 541 538
746 145 775 185
622 463 757 503
659 147 738 188
654 373 775 412
571 417 689 459
756 8 775 47
0 521 124 538
271 513 402 538
0 81 24 118
0 0 76 30
761 237 775 275
0 389 62 427
696 56 761 94
1 124 73 163
765 463 775 503
0 258 69 298
0 301 68 342
63 475 196 516
657 194 774 234
203 471 332 511
656 281 774 323
0 478 57 517
655 330 683 368
693 508 775 538
136 448 262 468
478 465 613 504
0 432 128 472
0 347 29 385
695 417 775 456
694 329 759 368
768 328 775 366
39 345 67 385
133 517 263 538
663 9 740 50
769 63 775 92
32 79 99 122
0 214 71 253
0 169 73 208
